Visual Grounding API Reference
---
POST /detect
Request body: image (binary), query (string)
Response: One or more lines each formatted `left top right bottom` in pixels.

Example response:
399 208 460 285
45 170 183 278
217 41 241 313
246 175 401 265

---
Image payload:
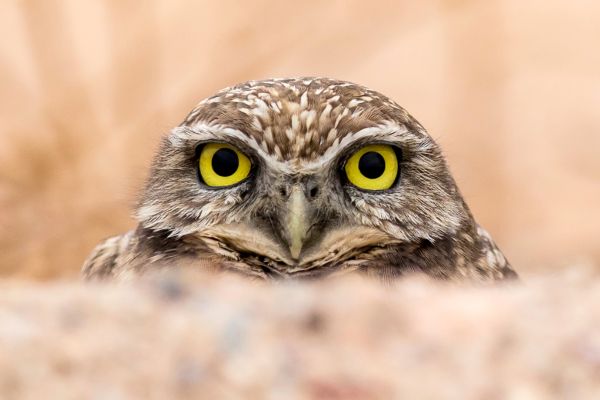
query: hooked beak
285 186 310 259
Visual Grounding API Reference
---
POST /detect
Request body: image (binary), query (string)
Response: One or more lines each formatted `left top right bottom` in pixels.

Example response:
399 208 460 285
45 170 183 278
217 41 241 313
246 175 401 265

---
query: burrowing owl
83 78 516 281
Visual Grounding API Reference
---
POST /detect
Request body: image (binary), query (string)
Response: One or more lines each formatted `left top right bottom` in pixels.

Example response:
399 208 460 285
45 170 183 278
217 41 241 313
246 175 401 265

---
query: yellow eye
198 143 251 187
344 144 399 191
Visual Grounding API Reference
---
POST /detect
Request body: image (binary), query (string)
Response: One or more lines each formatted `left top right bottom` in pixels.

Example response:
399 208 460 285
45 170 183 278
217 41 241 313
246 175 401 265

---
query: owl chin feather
192 224 403 273
82 77 517 282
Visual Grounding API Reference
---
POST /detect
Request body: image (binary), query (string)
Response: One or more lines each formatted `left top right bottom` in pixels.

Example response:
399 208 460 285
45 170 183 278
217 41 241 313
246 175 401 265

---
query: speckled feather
82 77 517 282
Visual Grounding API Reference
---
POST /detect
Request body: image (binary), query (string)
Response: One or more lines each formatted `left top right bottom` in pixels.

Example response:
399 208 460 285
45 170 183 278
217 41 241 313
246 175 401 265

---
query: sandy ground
1 269 599 399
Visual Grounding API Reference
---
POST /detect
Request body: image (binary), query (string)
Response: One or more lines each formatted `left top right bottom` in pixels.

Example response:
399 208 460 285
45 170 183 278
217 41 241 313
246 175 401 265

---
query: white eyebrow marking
169 121 411 174
170 123 293 174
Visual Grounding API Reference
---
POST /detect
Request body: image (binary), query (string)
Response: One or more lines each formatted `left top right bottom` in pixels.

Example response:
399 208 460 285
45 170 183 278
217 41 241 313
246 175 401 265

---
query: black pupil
358 151 386 179
212 148 239 177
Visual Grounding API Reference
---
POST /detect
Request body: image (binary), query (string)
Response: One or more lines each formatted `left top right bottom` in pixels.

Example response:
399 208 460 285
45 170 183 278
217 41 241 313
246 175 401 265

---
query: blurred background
0 0 598 280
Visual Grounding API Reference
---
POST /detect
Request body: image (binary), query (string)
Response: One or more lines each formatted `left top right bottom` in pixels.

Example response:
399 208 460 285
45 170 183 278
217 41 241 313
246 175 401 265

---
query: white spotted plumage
83 77 517 282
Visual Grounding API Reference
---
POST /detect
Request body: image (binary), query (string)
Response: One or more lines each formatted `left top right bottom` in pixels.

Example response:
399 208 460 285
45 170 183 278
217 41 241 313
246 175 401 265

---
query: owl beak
284 186 310 260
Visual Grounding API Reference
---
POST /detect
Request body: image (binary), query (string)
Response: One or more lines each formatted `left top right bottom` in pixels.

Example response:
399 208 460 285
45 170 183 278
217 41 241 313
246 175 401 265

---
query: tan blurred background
0 0 598 280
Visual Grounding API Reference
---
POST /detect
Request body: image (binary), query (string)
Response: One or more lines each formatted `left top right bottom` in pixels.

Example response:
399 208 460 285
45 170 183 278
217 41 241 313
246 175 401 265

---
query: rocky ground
1 269 599 399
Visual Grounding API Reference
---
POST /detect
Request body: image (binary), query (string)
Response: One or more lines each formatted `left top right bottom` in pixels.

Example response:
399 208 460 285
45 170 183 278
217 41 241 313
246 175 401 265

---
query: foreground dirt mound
1 271 599 399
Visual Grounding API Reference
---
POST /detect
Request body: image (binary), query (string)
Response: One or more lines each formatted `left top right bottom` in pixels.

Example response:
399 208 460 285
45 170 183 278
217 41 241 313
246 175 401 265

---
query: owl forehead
180 78 421 162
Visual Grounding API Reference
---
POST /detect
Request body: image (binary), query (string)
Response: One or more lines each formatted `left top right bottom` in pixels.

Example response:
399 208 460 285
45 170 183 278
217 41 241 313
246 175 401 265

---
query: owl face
136 78 468 278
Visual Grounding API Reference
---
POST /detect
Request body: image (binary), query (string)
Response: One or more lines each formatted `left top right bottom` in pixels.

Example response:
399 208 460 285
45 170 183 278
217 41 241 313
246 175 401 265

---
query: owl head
125 77 512 281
